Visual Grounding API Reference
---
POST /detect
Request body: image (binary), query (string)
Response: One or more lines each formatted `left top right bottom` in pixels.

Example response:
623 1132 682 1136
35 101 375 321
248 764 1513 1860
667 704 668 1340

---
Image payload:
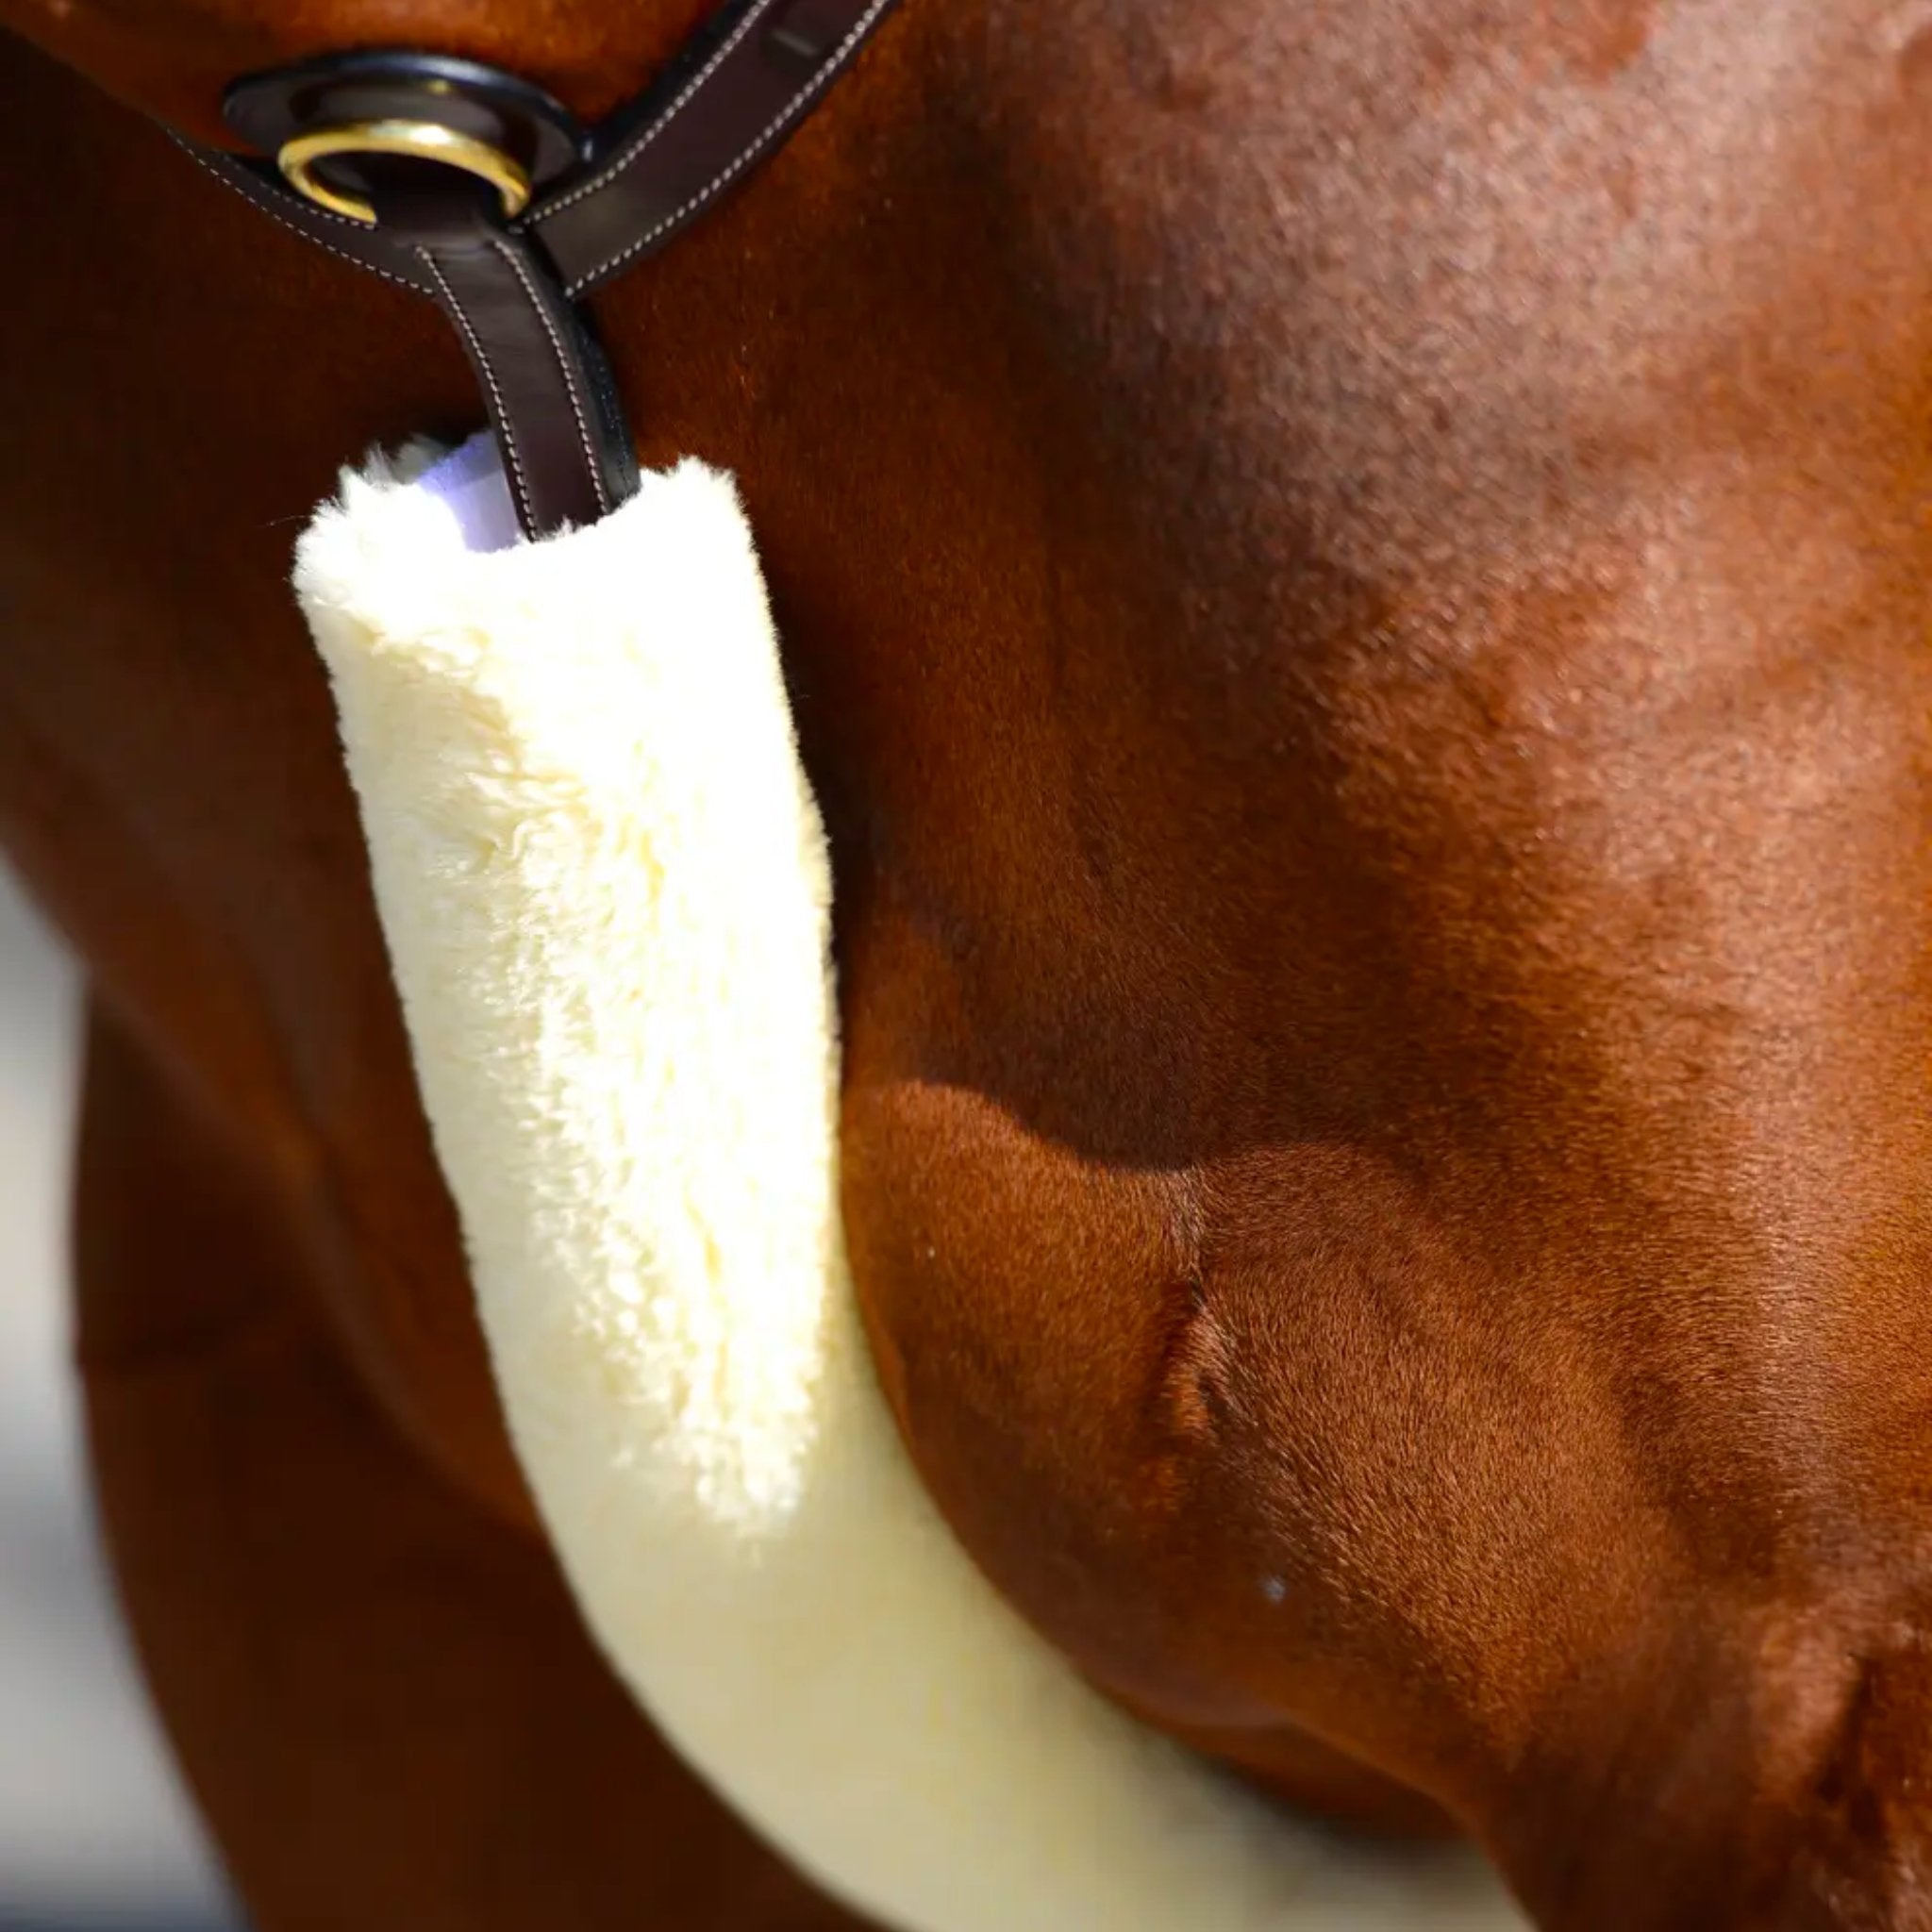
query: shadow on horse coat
2 1 1932 1926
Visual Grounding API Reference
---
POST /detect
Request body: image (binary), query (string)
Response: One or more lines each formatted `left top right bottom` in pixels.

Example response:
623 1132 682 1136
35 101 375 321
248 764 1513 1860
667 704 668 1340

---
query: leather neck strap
180 0 900 538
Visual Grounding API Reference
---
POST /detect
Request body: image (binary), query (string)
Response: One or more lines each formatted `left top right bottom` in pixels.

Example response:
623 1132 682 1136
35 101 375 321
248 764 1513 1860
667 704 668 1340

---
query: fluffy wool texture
292 444 1528 1932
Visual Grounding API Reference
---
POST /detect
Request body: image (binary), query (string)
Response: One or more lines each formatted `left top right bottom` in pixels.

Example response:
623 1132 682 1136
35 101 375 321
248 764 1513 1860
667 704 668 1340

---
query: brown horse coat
3 2 1932 1925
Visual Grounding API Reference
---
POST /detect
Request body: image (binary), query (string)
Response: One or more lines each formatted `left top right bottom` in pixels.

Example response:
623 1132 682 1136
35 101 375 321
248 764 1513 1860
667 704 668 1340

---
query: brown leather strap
387 176 639 534
528 0 899 298
174 0 900 538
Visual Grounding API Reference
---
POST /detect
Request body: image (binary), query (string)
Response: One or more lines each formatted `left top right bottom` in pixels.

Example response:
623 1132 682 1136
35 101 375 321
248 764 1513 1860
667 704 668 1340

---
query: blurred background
0 864 242 1930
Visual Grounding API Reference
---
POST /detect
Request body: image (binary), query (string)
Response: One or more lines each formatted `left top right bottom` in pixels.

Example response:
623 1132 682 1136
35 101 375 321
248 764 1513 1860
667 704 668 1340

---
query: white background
0 865 239 1929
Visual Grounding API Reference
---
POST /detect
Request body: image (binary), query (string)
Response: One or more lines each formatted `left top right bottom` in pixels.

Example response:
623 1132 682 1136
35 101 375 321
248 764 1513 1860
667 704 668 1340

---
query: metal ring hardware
276 119 533 224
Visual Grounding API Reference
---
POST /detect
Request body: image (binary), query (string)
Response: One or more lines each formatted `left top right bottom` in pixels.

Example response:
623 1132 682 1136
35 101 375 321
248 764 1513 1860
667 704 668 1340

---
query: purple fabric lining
418 433 521 555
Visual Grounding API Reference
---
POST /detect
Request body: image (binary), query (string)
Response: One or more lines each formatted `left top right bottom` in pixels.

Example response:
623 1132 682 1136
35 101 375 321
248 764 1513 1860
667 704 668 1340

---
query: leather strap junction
176 0 900 539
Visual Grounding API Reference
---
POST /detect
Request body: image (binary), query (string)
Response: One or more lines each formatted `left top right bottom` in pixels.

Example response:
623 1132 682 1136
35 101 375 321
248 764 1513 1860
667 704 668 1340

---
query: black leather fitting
194 3 907 539
222 50 588 213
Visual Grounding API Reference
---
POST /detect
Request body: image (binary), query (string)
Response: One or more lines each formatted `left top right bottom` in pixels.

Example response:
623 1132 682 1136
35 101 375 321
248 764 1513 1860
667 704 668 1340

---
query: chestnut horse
4 2 1931 1926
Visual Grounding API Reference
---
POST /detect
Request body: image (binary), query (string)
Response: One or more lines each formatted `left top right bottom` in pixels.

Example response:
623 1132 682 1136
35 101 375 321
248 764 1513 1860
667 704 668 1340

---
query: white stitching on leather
535 0 787 221
419 248 538 535
167 136 425 291
557 0 896 297
490 238 610 518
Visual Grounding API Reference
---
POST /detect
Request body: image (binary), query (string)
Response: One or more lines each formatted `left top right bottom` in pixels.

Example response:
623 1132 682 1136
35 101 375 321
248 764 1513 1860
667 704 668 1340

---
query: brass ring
276 119 532 225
